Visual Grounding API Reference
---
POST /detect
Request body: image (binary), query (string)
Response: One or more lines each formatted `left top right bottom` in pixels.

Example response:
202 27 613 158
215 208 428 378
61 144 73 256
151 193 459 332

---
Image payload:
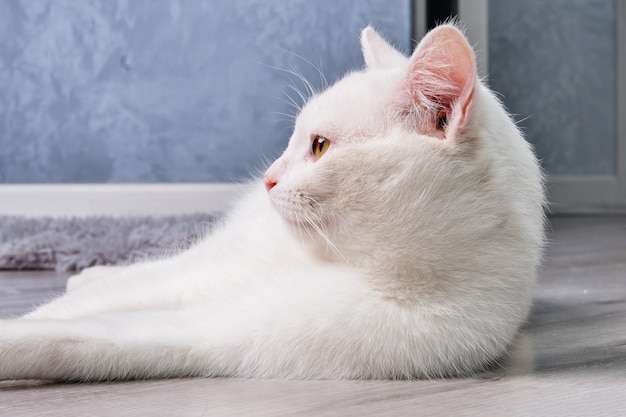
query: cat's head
264 25 543 270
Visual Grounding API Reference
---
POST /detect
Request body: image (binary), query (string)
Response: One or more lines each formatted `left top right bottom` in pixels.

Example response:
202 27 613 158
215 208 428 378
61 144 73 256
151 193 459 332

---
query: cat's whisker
282 62 318 100
285 83 310 110
261 60 309 85
261 70 308 112
262 61 316 107
295 71 317 101
259 57 319 124
318 59 329 90
302 210 349 264
272 92 300 111
277 47 328 91
271 110 297 122
282 66 318 105
274 198 309 247
255 59 315 97
277 90 304 113
300 196 335 247
293 209 308 246
256 61 310 113
270 105 299 136
270 113 298 132
514 114 533 125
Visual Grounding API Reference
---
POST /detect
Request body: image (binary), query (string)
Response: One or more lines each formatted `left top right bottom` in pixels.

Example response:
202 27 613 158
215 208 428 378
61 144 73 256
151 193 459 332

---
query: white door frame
548 0 626 213
618 0 626 208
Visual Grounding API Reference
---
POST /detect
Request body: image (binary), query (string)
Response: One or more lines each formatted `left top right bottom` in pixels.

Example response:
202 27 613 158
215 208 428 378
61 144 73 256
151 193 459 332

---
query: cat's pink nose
263 174 277 192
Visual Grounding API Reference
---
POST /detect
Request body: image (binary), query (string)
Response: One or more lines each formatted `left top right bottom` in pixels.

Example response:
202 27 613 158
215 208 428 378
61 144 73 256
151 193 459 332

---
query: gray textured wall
0 0 410 183
489 0 615 176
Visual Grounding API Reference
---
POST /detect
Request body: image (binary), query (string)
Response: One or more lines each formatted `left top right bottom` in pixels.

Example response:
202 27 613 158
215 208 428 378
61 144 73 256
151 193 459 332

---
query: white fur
0 25 544 381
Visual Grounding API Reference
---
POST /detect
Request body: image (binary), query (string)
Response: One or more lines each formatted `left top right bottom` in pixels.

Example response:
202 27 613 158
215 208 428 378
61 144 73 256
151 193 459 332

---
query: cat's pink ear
361 27 408 69
400 25 476 140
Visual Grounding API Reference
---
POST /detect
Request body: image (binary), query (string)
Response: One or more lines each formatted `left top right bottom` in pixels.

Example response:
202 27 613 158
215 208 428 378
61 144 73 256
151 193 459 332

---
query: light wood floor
1 216 625 416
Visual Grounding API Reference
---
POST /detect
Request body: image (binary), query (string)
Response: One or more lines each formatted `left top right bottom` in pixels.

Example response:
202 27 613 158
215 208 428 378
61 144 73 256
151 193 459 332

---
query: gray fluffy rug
0 214 219 271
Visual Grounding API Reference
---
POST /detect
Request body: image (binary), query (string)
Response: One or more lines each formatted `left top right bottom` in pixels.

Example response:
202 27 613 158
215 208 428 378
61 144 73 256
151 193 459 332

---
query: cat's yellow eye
311 135 330 160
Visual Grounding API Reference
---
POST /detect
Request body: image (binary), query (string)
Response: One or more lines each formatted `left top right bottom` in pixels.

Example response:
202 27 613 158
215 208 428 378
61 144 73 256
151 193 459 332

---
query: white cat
0 24 544 381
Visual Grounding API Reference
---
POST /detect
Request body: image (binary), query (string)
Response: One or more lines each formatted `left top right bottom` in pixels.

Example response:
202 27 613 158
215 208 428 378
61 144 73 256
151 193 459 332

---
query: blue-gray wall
0 0 410 183
489 0 616 176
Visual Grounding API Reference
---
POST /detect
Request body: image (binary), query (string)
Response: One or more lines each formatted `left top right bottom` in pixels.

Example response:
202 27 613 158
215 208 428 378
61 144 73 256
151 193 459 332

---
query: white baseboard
1 177 624 217
0 183 249 217
547 176 626 214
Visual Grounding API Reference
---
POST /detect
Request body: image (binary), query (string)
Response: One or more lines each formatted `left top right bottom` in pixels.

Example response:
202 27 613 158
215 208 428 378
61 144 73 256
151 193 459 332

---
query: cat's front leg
22 256 202 320
0 310 218 381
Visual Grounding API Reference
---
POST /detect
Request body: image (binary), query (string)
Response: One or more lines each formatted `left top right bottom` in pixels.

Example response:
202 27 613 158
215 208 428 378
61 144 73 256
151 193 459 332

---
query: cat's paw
66 265 124 292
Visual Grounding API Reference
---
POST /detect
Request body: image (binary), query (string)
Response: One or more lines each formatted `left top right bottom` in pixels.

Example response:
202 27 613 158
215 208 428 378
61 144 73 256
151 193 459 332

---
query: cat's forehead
295 69 401 140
